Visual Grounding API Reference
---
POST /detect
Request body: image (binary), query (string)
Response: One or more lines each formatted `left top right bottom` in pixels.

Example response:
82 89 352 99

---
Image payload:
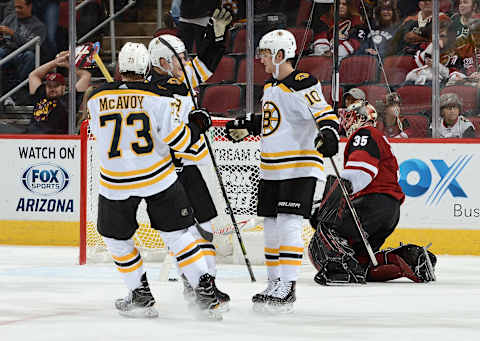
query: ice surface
0 246 479 341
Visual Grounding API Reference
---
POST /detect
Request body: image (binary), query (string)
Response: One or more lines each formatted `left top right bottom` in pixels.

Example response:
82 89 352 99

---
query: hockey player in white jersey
147 8 232 310
225 29 340 313
87 42 223 320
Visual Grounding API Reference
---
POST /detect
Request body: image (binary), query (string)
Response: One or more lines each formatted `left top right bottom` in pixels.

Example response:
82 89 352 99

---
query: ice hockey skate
251 278 280 313
212 277 230 312
265 281 296 314
115 274 158 318
191 274 223 321
181 274 196 303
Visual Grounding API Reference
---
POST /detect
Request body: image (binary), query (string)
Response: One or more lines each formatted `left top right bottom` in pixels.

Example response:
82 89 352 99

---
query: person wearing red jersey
308 100 437 285
311 0 364 60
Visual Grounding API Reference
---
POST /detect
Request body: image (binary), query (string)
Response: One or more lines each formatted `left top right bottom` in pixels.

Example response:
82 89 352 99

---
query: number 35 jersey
343 126 405 203
260 70 338 181
87 82 196 200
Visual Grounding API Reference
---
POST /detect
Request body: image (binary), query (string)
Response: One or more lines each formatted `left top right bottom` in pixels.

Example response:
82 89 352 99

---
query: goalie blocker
308 175 437 284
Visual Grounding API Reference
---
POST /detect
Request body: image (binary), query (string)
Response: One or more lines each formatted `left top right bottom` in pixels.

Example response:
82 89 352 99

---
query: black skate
115 273 158 318
181 274 196 303
251 278 280 313
192 274 223 321
265 281 296 314
212 277 230 312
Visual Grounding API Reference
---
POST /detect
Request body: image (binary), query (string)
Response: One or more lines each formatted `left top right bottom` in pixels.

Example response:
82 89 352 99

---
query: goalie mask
118 42 150 76
148 34 186 76
341 100 378 137
257 29 296 79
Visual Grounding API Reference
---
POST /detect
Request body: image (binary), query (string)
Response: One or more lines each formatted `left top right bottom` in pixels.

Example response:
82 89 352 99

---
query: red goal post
79 119 315 265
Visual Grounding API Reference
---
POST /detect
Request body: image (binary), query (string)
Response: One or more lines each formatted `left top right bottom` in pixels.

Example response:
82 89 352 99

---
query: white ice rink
1 246 479 341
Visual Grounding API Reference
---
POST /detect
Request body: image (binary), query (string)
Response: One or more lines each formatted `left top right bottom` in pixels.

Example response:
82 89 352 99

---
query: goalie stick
297 0 378 266
156 36 256 282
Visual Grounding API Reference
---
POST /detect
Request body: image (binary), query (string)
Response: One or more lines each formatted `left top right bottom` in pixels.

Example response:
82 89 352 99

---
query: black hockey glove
315 128 339 158
189 108 212 133
225 117 250 143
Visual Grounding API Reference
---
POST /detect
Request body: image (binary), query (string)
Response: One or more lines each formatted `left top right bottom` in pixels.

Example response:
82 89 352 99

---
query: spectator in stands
358 0 401 59
433 92 476 137
343 87 366 108
32 0 59 61
375 92 411 138
451 0 479 44
405 19 455 86
389 0 449 56
0 0 13 22
178 0 220 53
169 0 182 26
28 50 91 134
0 0 45 99
311 0 364 60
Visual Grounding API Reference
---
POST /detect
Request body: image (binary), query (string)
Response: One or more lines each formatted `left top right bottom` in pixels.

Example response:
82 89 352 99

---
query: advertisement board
0 135 81 245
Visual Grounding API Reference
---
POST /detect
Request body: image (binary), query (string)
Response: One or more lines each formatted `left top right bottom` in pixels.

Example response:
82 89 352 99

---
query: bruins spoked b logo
262 101 281 136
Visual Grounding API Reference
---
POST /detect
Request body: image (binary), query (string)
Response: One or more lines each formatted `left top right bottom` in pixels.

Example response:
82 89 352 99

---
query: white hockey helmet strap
258 29 296 78
118 42 151 76
148 34 186 76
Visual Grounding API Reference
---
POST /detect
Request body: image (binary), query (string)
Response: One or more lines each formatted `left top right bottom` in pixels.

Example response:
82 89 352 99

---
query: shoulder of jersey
282 71 318 92
87 81 123 99
350 126 379 139
151 78 187 96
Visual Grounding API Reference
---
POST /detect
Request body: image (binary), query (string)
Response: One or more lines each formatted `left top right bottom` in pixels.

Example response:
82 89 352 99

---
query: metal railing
0 36 41 103
77 0 136 66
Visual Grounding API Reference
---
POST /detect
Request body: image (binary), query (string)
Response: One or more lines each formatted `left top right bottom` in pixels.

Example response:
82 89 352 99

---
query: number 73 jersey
260 70 338 181
87 82 194 200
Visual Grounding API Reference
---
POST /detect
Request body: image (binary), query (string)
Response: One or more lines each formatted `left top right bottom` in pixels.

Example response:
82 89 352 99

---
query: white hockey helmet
148 34 186 71
118 42 150 76
258 29 296 61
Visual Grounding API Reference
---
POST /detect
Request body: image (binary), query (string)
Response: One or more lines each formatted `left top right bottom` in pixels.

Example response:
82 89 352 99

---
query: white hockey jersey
149 56 214 166
435 116 475 138
87 82 197 200
260 70 338 181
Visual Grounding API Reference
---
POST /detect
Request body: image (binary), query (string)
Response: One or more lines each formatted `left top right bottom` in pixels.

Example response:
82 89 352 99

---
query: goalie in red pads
309 100 436 284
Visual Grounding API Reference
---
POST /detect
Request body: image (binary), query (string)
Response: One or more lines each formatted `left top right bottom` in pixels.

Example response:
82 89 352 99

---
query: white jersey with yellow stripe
260 70 339 181
87 82 195 200
171 93 211 166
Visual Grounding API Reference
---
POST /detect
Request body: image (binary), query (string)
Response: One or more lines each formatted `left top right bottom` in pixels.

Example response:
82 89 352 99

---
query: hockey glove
189 108 212 133
315 128 339 158
212 8 232 40
225 118 250 143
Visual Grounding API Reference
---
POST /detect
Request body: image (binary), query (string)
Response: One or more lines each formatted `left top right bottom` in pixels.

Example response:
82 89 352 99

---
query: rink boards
0 133 479 255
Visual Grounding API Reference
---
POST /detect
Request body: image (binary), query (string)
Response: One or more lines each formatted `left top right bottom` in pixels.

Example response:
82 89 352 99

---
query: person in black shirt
28 50 91 134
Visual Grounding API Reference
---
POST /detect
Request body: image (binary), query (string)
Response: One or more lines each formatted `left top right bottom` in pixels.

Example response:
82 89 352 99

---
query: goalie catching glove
225 114 262 143
314 127 339 158
189 108 212 133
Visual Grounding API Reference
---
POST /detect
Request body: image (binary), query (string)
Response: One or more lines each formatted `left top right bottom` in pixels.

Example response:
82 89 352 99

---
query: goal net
80 119 316 265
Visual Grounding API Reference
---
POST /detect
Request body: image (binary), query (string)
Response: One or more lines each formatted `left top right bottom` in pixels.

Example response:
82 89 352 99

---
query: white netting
83 119 316 263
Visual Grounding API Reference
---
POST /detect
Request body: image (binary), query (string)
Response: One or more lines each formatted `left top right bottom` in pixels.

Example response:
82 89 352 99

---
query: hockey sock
160 228 210 288
103 237 145 291
277 213 304 282
264 217 280 280
188 221 217 277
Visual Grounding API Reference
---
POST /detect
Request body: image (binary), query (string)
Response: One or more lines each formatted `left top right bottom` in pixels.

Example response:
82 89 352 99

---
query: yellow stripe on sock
112 248 139 262
117 259 144 273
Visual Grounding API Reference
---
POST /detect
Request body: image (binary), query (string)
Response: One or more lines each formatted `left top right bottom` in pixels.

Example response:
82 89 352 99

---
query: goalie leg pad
308 223 367 285
367 244 437 283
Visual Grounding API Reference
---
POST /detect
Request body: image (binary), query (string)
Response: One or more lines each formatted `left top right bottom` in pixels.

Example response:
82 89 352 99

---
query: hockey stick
157 37 256 282
296 0 377 266
327 156 378 266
